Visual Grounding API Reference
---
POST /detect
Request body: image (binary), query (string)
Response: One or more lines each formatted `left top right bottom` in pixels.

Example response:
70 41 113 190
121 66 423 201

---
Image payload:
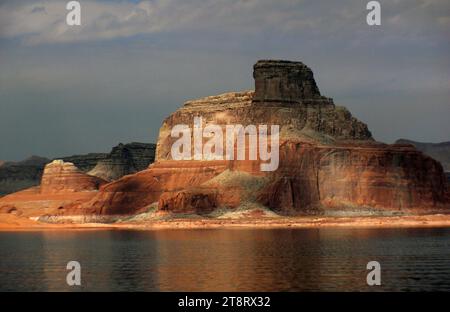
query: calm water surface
0 228 449 291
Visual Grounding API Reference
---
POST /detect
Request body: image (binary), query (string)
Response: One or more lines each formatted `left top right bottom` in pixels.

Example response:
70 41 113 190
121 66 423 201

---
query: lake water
0 228 449 291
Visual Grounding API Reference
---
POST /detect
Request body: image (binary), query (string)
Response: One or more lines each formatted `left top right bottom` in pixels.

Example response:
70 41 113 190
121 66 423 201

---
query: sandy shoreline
1 213 450 231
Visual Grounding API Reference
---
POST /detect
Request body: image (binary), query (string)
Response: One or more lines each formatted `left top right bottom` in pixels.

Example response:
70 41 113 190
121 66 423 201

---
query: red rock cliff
60 60 449 216
0 160 106 217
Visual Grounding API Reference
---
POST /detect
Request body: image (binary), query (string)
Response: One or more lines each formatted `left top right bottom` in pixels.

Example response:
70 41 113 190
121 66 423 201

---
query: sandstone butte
0 60 449 221
0 160 106 217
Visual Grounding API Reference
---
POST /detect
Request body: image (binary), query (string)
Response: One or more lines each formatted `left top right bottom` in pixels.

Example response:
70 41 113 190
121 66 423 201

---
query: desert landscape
0 60 449 230
2 0 450 294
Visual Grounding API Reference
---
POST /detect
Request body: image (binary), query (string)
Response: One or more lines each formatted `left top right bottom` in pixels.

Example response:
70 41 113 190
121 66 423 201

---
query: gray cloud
0 0 449 160
0 0 449 45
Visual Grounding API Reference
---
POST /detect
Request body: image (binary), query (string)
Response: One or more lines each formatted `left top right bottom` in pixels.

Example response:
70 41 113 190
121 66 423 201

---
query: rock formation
0 142 156 195
57 142 156 181
0 160 107 217
41 160 106 193
60 60 449 217
0 156 50 196
59 153 109 172
253 59 321 102
88 142 156 181
395 139 450 173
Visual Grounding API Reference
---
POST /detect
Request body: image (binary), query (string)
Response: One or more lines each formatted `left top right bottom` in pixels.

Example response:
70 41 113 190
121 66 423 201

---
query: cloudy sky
0 0 449 161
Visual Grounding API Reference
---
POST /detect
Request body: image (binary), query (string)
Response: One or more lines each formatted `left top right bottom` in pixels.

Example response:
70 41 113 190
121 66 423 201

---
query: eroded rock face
62 160 227 215
154 141 449 215
395 139 450 172
156 95 372 161
0 160 106 217
61 60 449 216
253 60 321 103
4 59 449 217
59 153 109 172
0 156 50 196
41 160 106 193
258 141 449 214
155 61 372 163
60 142 156 181
0 142 156 196
88 142 156 181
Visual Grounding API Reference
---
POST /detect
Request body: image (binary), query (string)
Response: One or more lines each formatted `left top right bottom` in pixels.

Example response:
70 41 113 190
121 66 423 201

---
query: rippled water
0 228 449 291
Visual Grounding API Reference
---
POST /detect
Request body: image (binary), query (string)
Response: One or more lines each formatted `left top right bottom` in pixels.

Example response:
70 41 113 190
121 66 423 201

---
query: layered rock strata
0 142 156 195
61 60 449 216
88 142 156 181
41 160 106 193
59 153 109 172
395 139 450 173
0 160 106 217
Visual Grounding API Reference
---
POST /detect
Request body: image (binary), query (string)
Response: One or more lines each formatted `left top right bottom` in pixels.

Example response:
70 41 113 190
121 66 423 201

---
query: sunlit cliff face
0 60 448 218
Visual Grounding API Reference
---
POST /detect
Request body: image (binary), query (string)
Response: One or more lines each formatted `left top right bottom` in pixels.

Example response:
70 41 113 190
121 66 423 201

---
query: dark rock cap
253 59 321 103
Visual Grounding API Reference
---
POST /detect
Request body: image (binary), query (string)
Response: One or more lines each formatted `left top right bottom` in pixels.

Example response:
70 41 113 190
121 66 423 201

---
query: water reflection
0 228 449 291
0 232 48 291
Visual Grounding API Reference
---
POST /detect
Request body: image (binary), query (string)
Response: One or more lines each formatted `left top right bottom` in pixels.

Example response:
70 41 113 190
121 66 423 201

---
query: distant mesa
87 142 156 181
0 156 50 196
0 159 106 217
0 142 155 196
395 139 450 174
1 60 449 219
59 142 156 180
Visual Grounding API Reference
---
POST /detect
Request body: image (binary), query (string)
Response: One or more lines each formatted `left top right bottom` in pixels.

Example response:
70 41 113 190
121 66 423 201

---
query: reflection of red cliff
1 60 449 217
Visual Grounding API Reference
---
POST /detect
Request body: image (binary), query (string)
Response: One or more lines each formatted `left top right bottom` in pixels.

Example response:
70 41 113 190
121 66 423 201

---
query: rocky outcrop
88 142 156 181
58 142 155 181
41 160 106 193
64 160 228 215
0 142 156 196
59 153 109 172
253 59 321 102
273 141 447 213
153 142 448 215
0 160 106 217
61 60 449 217
0 156 50 196
395 139 450 172
59 143 156 181
0 141 156 215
